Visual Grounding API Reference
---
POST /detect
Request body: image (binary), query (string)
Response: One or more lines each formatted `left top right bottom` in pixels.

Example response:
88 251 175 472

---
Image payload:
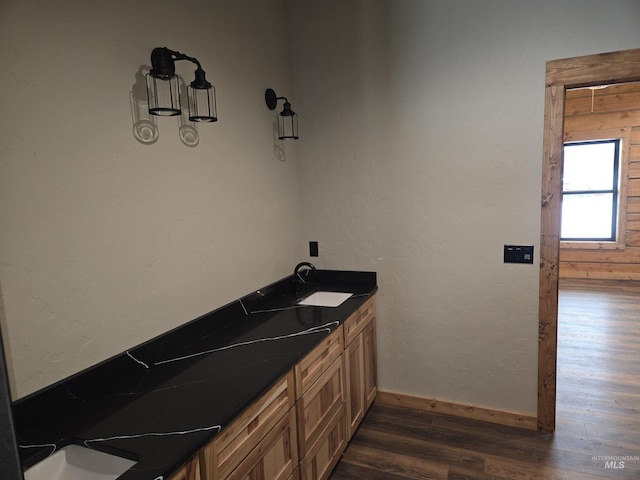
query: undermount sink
297 291 353 308
23 444 137 480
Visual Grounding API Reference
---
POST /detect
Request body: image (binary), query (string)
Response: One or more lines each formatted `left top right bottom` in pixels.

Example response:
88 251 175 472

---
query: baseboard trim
376 390 538 431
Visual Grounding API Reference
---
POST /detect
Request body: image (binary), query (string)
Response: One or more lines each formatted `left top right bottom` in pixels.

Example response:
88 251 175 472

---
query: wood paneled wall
560 82 640 280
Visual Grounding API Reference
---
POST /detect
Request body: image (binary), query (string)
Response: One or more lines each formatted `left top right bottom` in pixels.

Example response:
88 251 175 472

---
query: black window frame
561 139 621 242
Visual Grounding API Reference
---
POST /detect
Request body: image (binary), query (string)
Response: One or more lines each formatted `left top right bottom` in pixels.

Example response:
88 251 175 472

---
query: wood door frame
538 48 640 432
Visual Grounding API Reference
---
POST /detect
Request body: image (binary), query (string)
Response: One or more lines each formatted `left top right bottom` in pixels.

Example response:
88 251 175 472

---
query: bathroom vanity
11 270 377 480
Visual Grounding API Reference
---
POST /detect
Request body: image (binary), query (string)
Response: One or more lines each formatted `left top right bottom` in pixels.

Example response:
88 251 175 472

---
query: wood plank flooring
330 279 640 479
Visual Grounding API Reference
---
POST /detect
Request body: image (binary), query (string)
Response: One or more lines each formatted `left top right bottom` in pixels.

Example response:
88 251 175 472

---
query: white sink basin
23 445 136 480
297 291 352 308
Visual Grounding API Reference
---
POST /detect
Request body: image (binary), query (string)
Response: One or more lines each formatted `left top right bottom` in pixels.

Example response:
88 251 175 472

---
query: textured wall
4 0 640 413
288 0 640 415
0 0 303 399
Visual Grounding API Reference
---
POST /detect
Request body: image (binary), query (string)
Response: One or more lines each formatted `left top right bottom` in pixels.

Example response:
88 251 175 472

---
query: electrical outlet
504 245 534 264
309 241 319 257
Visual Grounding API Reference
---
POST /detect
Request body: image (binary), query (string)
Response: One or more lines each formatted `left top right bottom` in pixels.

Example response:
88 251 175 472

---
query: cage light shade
265 89 299 140
188 84 217 122
278 102 298 140
146 73 181 116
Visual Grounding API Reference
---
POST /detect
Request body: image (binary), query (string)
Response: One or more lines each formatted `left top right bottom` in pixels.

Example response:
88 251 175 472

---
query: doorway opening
538 48 640 432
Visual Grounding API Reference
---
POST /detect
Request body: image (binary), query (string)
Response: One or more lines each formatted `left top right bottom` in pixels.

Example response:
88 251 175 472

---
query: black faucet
293 262 316 298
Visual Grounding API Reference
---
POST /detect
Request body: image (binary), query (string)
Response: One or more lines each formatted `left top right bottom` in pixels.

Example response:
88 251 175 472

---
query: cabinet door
226 407 298 480
299 406 346 480
363 319 377 410
202 371 295 479
296 355 345 457
300 409 347 480
170 455 201 480
344 334 364 438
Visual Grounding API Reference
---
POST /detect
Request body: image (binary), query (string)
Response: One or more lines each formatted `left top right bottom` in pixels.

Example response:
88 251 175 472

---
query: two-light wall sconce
143 47 299 140
146 47 217 122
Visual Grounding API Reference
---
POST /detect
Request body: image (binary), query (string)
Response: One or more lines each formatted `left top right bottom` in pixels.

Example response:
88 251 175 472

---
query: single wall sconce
146 47 218 123
265 88 299 140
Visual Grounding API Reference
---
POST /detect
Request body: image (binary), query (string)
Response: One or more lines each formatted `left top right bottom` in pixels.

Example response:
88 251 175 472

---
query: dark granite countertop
13 269 377 480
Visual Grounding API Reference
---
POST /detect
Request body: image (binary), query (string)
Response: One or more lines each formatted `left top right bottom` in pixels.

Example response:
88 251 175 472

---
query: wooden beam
564 110 640 133
560 262 640 280
628 161 640 179
566 82 640 99
538 84 564 433
546 48 640 88
564 91 640 116
628 197 640 213
628 179 640 197
560 246 640 263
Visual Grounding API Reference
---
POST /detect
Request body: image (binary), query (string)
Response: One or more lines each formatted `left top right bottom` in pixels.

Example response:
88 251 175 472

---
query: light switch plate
504 245 534 264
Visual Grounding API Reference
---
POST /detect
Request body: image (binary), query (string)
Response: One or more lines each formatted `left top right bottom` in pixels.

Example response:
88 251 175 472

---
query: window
561 139 620 242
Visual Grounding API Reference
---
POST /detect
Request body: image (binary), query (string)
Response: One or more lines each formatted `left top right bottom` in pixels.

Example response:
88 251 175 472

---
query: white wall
289 0 640 415
0 0 303 399
3 0 640 414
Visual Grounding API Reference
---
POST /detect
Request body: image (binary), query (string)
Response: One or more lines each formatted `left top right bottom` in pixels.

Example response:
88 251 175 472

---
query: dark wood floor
330 279 640 479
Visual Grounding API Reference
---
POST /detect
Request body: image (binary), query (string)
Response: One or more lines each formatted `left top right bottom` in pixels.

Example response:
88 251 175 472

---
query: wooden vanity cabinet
343 296 377 437
200 370 297 480
296 355 345 456
299 405 346 480
344 334 364 436
174 295 376 480
169 455 201 480
294 326 346 480
294 326 344 452
224 408 298 480
294 326 343 398
343 296 375 346
362 318 377 410
288 468 301 480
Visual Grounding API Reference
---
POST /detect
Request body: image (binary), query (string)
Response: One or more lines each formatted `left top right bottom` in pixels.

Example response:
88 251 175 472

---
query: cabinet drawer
226 407 298 480
343 296 375 346
294 326 343 399
203 370 295 479
296 355 345 457
299 406 346 480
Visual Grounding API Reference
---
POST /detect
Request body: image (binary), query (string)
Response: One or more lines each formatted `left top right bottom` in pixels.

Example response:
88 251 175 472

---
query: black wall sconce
146 47 217 123
265 88 298 140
